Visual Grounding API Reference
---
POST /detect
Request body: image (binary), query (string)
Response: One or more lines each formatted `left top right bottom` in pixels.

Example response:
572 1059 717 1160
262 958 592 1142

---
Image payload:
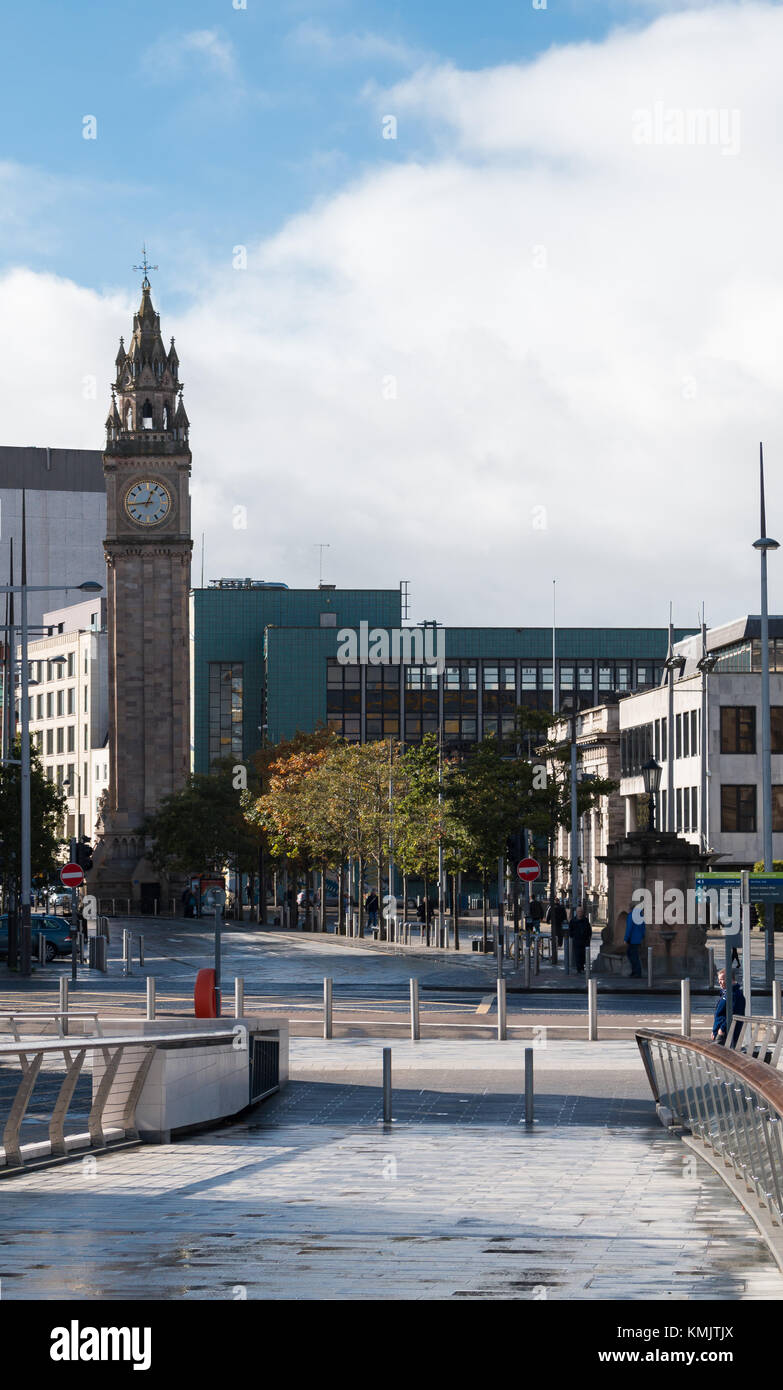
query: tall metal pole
438 722 444 948
666 610 675 832
552 579 557 715
700 606 708 851
755 444 779 989
570 706 579 913
18 579 31 976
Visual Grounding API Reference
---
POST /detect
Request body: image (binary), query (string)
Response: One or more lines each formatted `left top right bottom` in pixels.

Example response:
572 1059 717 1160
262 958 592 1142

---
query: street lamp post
754 444 779 989
0 580 102 976
641 757 662 833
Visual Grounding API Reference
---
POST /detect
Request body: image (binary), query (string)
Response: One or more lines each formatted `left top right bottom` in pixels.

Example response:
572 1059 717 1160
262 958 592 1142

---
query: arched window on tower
142 399 154 429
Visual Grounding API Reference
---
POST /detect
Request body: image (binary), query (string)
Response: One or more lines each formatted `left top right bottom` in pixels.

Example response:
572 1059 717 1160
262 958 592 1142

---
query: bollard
707 945 715 989
382 1047 392 1123
37 931 46 965
94 936 107 973
588 977 598 1041
111 898 116 917
146 977 156 1021
563 935 571 975
524 938 531 990
324 977 333 1039
524 1047 534 1126
513 930 520 971
585 948 591 980
138 935 145 968
497 977 507 1041
122 928 132 977
533 937 540 976
774 980 782 1020
154 900 158 917
647 946 653 988
410 977 420 1041
681 978 691 1037
59 977 69 1035
234 976 245 1018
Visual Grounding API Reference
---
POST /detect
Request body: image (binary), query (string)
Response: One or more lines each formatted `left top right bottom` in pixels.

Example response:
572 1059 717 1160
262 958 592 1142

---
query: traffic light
75 837 93 872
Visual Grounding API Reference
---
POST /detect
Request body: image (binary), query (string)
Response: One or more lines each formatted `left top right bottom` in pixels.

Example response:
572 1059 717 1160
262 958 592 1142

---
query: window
691 709 698 756
36 694 43 720
84 724 89 750
483 667 498 690
46 730 53 755
57 690 64 718
637 666 648 686
67 688 75 715
598 666 613 690
67 653 75 678
67 725 75 753
720 706 756 754
772 708 783 753
46 693 53 719
56 728 64 754
559 666 574 690
721 784 757 833
521 666 537 691
691 787 698 830
616 666 630 691
84 687 88 712
774 787 783 833
578 665 592 690
682 712 690 758
541 666 553 690
319 613 336 628
675 713 682 758
676 787 683 831
208 662 244 763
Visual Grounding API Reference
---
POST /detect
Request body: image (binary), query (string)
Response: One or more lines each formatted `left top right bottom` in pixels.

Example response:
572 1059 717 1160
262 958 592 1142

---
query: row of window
719 784 783 834
720 705 783 755
31 724 91 756
622 706 783 776
208 662 243 763
713 639 783 674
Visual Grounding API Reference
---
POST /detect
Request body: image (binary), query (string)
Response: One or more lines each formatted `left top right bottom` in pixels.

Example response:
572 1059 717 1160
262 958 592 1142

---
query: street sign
517 857 540 883
695 873 783 905
60 862 84 888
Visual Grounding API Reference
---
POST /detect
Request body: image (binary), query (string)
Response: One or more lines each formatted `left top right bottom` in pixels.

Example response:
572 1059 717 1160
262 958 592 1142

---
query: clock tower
91 268 192 906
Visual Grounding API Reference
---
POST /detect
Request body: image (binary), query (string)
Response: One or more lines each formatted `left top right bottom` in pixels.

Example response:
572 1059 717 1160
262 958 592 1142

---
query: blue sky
1 0 669 302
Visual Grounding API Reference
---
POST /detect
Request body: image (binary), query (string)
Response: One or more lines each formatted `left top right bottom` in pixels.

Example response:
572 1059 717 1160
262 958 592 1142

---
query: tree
142 760 262 882
0 736 66 884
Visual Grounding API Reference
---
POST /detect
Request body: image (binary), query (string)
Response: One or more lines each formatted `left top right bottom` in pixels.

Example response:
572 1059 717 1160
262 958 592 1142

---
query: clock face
125 480 171 526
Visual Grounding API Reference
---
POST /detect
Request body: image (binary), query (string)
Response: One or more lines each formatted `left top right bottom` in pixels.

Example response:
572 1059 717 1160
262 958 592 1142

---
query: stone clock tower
90 270 192 906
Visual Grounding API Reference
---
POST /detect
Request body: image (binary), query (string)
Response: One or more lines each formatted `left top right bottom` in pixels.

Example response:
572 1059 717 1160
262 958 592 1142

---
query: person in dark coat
546 898 567 947
568 905 592 973
365 890 379 929
529 898 544 926
713 968 746 1047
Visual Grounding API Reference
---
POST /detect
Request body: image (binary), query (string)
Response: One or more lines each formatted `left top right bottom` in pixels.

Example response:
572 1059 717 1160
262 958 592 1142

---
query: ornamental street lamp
641 756 662 832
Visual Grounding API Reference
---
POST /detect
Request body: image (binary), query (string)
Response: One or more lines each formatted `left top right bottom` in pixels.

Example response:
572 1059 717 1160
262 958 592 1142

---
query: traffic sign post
517 858 540 884
60 862 84 890
63 844 84 984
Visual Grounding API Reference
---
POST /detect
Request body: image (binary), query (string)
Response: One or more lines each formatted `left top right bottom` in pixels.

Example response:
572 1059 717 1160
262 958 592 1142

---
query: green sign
695 873 783 905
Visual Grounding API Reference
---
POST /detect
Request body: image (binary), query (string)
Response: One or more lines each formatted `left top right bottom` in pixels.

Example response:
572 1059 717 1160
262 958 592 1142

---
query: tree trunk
482 871 488 952
358 856 365 936
424 874 430 946
337 861 344 935
549 830 558 964
452 872 460 951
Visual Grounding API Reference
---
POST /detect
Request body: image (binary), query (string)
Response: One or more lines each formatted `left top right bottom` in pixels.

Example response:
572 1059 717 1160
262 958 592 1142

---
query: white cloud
289 21 425 68
3 2 783 631
144 28 238 82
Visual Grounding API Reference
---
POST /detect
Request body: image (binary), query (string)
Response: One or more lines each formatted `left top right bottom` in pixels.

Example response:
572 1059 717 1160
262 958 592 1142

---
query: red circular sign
517 857 540 883
60 862 84 888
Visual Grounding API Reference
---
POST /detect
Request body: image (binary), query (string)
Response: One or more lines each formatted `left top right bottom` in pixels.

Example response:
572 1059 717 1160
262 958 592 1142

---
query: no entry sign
60 862 84 889
517 857 540 883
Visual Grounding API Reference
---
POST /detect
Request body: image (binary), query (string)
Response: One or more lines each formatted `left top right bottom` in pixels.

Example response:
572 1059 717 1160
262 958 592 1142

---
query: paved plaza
1 1036 781 1301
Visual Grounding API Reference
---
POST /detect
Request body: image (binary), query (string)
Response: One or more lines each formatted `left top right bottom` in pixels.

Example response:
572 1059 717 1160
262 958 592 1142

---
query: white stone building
18 597 109 841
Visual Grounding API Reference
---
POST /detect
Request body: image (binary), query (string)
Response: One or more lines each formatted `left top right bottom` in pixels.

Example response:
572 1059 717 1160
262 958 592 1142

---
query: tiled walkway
1 1039 781 1300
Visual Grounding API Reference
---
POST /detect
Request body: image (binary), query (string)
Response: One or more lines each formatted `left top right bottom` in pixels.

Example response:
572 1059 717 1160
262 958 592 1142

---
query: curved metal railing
637 1029 783 1261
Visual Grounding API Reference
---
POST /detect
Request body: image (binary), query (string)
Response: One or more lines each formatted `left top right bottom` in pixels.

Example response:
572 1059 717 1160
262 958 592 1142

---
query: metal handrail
0 1028 238 1173
0 1012 103 1041
636 1028 783 1263
730 1016 783 1068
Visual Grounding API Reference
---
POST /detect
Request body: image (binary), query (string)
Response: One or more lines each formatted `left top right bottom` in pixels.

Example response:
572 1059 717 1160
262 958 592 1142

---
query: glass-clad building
192 579 692 772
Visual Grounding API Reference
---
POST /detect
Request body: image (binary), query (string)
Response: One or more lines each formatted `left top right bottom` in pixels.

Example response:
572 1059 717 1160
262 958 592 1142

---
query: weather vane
132 244 158 288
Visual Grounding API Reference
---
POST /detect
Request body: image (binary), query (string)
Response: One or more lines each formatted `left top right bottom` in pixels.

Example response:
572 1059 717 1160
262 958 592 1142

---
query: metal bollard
524 1047 534 1126
524 938 531 990
122 928 132 976
410 977 420 1041
497 977 507 1041
138 935 144 968
588 977 598 1041
146 977 156 1021
324 977 333 1039
563 935 571 974
774 980 782 1020
111 898 116 917
707 945 715 989
234 976 245 1018
154 900 158 917
59 977 69 1035
513 930 520 971
37 932 46 964
647 946 653 988
533 937 540 976
681 978 691 1037
382 1047 392 1124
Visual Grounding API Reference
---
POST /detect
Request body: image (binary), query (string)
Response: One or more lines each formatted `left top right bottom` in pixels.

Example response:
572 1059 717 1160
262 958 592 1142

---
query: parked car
0 913 75 962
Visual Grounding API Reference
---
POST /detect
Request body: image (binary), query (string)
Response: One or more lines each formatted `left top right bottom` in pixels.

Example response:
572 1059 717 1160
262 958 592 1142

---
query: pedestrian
546 897 567 947
624 904 645 977
712 968 746 1047
530 897 544 925
365 890 379 929
569 905 592 973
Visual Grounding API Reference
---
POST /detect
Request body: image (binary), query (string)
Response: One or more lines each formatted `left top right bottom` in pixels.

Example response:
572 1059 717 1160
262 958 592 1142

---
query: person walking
712 968 746 1047
569 905 592 973
546 897 567 948
365 890 379 929
624 905 645 977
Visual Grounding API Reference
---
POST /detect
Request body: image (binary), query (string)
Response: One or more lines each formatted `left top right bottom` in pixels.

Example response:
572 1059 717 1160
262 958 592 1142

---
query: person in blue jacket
712 968 746 1046
624 904 645 977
